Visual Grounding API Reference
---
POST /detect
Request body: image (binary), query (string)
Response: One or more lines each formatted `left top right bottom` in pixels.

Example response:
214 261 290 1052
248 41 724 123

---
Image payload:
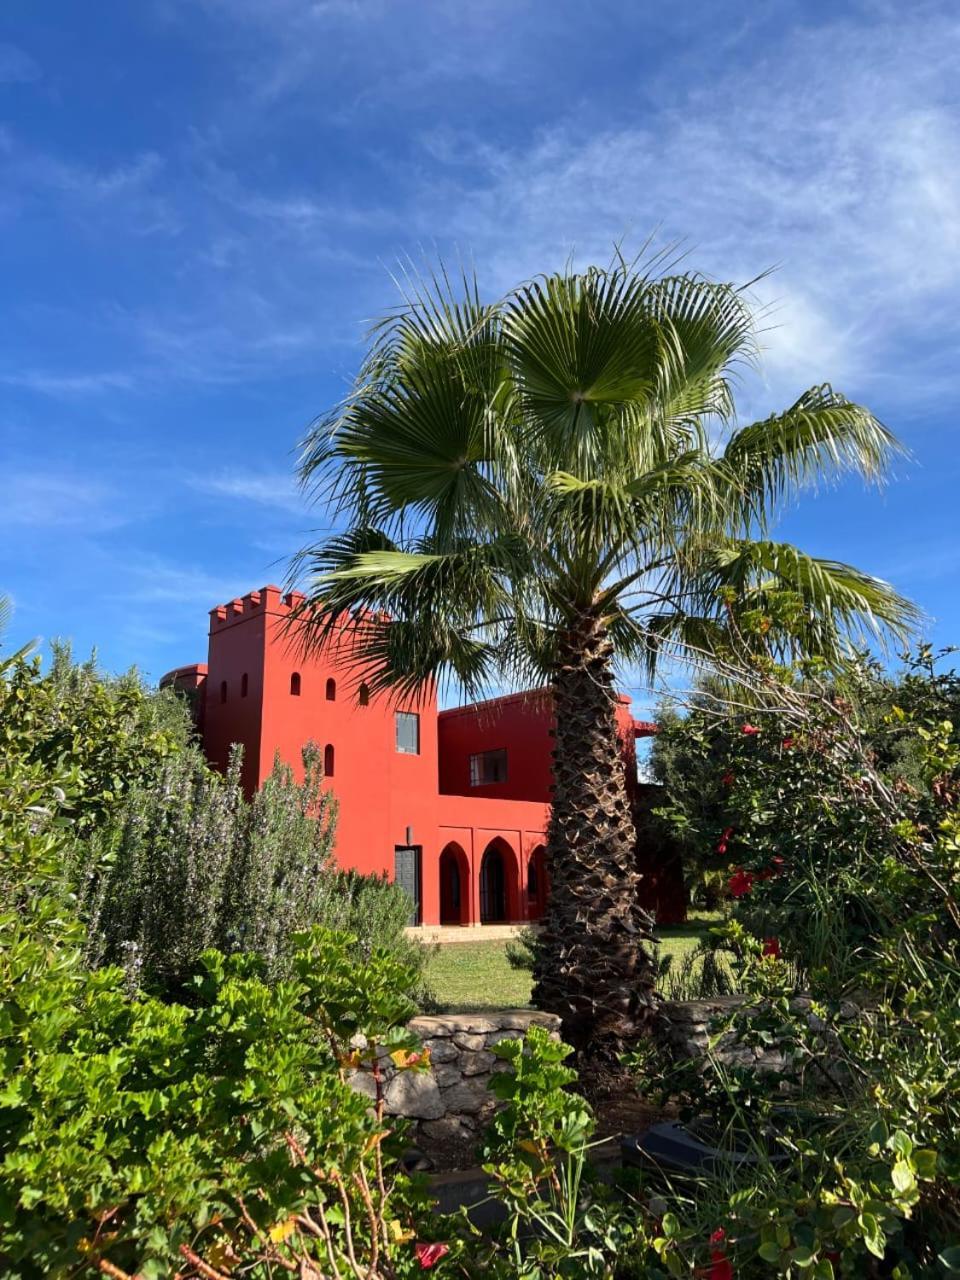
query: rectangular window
469 748 508 786
395 711 420 755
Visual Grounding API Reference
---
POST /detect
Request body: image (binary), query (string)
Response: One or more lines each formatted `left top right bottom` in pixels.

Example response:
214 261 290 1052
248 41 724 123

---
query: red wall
438 689 641 802
165 585 665 926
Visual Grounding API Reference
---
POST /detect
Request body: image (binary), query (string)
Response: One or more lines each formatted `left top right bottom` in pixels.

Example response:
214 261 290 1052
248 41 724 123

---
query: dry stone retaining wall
349 998 860 1141
350 1010 561 1142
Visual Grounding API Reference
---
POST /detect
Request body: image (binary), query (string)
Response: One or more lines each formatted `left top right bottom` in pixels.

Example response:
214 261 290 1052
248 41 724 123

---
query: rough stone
453 1032 487 1052
495 1011 561 1031
409 1016 457 1037
384 1071 445 1121
439 1079 491 1115
460 1050 496 1076
424 1037 460 1063
433 1063 463 1088
347 1070 379 1103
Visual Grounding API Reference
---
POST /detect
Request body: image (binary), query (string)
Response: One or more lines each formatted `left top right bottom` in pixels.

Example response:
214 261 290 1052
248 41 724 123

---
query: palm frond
719 385 905 527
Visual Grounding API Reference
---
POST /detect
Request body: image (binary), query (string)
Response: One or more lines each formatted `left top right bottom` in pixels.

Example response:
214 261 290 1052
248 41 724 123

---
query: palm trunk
531 610 657 1054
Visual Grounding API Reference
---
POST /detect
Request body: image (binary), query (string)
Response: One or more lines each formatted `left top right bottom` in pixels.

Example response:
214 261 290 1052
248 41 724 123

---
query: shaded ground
415 1075 669 1173
424 913 724 1012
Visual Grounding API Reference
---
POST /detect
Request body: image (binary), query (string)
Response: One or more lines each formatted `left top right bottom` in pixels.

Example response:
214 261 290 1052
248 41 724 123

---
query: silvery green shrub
73 744 425 996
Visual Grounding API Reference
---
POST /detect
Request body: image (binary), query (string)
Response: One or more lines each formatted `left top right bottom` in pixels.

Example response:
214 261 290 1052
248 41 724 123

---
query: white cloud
398 8 960 413
0 137 177 236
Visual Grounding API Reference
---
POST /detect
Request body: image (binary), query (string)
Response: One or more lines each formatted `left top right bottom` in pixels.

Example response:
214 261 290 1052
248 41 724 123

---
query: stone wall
659 995 863 1075
350 1010 560 1142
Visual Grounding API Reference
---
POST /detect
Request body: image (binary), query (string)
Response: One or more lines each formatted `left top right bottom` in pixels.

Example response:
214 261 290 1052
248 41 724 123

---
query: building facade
162 584 659 928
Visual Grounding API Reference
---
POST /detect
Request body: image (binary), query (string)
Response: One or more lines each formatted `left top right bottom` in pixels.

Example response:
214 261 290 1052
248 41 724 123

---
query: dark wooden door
480 846 506 922
394 846 422 925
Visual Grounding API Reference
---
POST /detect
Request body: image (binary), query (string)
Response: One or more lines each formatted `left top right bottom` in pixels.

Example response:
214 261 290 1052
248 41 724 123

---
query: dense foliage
72 744 341 990
1 642 194 835
619 638 960 1275
1 639 425 1000
651 646 960 977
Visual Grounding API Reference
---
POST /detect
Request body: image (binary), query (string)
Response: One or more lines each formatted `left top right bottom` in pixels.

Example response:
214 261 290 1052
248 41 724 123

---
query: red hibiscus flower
716 826 734 854
762 937 781 958
721 770 735 787
782 736 795 749
728 868 755 898
741 723 760 736
415 1242 450 1269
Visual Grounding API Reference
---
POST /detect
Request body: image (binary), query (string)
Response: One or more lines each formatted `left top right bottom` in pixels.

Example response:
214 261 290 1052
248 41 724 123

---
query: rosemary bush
73 745 426 996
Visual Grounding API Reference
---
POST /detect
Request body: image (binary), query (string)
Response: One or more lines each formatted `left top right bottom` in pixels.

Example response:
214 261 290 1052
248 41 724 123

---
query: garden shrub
72 744 428 998
0 641 193 836
623 636 960 1275
0 916 450 1279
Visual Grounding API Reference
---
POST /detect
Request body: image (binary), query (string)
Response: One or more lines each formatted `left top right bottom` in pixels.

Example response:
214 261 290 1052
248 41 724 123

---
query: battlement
208 584 306 630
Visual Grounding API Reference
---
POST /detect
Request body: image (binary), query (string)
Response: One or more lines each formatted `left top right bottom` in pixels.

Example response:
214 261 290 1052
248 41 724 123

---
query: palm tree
290 257 916 1053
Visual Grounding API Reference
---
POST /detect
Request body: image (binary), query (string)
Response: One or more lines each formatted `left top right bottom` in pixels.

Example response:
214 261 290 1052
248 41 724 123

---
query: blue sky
2 0 959 711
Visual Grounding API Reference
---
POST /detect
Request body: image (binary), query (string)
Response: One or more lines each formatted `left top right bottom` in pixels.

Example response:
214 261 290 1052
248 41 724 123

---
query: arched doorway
479 838 520 923
439 842 470 925
526 844 547 920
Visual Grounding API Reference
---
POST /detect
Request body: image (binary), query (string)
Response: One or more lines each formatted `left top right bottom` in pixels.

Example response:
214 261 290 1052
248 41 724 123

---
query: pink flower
716 826 735 855
415 1242 450 1269
741 724 760 736
728 868 755 898
709 1228 733 1280
762 937 781 959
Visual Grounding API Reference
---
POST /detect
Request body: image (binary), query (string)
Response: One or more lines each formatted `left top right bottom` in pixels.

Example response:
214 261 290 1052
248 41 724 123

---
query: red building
162 584 659 928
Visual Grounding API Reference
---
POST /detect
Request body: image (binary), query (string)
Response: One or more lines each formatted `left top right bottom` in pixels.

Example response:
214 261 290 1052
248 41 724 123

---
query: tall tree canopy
291 257 916 1051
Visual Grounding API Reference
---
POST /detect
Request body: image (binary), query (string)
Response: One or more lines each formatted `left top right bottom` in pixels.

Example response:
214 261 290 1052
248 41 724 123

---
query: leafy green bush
0 913 450 1279
1 642 193 836
622 639 960 1275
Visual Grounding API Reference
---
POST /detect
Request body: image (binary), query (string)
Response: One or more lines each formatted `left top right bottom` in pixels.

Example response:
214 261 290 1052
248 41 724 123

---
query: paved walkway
406 923 542 945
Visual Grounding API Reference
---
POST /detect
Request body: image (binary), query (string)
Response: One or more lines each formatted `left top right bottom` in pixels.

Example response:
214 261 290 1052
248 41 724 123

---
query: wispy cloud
405 9 960 411
190 469 307 513
0 370 138 396
0 43 40 85
0 135 177 236
1 472 125 532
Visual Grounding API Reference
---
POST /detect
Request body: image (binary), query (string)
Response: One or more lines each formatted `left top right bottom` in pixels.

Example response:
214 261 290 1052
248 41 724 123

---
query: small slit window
290 672 301 696
323 743 335 777
241 672 249 698
220 680 227 703
325 678 336 701
358 683 370 707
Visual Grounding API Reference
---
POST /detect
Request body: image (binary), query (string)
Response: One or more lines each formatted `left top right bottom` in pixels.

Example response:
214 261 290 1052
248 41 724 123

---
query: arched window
527 857 539 900
325 678 336 701
323 743 335 777
290 672 301 696
220 680 227 703
358 682 370 707
241 672 249 698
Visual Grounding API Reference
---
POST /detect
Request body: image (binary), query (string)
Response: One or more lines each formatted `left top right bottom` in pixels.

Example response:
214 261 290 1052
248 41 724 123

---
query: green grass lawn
424 912 724 1011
